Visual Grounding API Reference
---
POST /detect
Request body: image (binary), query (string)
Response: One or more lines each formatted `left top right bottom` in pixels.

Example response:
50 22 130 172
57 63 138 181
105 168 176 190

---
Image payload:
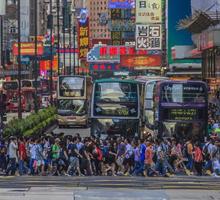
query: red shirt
194 147 203 163
18 142 27 160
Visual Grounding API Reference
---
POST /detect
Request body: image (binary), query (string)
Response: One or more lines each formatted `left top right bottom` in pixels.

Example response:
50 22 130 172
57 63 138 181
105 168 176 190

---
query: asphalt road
0 176 220 200
0 176 220 190
52 126 91 137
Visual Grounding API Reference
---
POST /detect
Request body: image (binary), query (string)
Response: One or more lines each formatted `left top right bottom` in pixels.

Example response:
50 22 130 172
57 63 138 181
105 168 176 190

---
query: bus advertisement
90 78 140 138
57 76 92 127
153 80 208 141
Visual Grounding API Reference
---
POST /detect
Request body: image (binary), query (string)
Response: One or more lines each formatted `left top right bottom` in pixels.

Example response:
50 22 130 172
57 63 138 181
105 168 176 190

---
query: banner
12 42 44 56
136 0 162 23
136 24 162 50
120 55 162 67
108 0 135 9
20 0 30 42
78 12 89 59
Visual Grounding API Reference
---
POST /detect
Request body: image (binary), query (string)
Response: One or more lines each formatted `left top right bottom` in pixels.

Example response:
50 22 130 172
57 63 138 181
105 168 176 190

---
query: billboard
108 0 135 9
120 55 162 67
136 0 162 23
78 14 89 59
12 42 44 56
136 24 162 50
168 0 200 64
87 45 154 62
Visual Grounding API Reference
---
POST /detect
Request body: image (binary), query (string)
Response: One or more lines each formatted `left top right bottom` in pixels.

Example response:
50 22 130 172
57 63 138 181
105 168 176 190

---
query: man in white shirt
6 137 18 176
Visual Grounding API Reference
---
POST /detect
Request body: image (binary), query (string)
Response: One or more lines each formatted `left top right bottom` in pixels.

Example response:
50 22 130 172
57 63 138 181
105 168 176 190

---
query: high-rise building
87 0 111 46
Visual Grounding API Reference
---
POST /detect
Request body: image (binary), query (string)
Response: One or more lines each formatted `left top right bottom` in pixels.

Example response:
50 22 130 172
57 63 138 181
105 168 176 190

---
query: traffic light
0 92 7 113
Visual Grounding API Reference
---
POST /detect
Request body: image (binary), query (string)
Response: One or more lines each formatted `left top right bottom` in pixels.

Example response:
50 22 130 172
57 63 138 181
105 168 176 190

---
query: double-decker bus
3 81 19 112
152 80 208 141
135 77 168 134
2 80 36 112
90 78 141 138
57 75 92 127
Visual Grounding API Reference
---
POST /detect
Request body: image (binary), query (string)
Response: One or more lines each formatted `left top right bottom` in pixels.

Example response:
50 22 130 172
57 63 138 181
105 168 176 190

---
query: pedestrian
193 142 203 176
6 137 18 176
18 137 28 175
185 138 194 175
35 139 45 175
0 140 7 173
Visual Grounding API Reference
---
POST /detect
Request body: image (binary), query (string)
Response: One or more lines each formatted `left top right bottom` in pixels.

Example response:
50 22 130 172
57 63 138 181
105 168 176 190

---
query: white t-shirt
125 144 133 159
8 141 18 159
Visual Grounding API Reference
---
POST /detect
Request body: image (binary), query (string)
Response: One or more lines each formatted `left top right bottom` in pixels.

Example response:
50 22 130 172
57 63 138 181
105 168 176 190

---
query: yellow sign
136 0 162 23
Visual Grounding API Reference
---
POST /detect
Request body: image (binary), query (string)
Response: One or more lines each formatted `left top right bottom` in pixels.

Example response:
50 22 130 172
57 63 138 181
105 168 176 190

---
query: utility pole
34 0 39 113
69 13 72 75
49 0 53 105
0 16 4 70
17 0 22 119
0 0 5 71
57 0 60 76
62 0 67 75
73 0 76 75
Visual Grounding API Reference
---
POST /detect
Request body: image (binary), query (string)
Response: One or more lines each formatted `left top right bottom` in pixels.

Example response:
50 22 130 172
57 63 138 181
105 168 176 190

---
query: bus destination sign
166 108 199 121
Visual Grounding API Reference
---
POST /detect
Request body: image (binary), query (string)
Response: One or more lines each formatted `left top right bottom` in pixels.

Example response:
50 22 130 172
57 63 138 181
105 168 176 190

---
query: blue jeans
132 161 141 175
19 160 28 175
6 158 17 175
155 160 166 176
29 158 35 175
186 155 193 171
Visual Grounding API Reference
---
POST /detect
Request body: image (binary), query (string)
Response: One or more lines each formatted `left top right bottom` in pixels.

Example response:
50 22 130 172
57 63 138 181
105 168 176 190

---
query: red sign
120 55 162 68
12 42 44 56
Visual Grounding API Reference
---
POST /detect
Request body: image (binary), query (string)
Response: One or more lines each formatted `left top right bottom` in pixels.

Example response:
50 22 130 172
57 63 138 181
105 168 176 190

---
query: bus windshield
95 82 138 103
58 99 87 116
22 80 32 88
3 82 18 90
94 82 138 117
59 77 85 97
161 83 206 103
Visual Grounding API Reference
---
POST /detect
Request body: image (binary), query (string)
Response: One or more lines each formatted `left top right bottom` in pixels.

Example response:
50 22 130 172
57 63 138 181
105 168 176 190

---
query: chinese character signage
136 24 162 50
89 63 120 71
108 0 135 9
120 55 162 68
87 45 153 62
78 17 89 59
136 0 162 23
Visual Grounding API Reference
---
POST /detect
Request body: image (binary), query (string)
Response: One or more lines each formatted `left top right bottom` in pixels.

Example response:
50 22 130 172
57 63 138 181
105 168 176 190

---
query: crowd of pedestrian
0 133 220 177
